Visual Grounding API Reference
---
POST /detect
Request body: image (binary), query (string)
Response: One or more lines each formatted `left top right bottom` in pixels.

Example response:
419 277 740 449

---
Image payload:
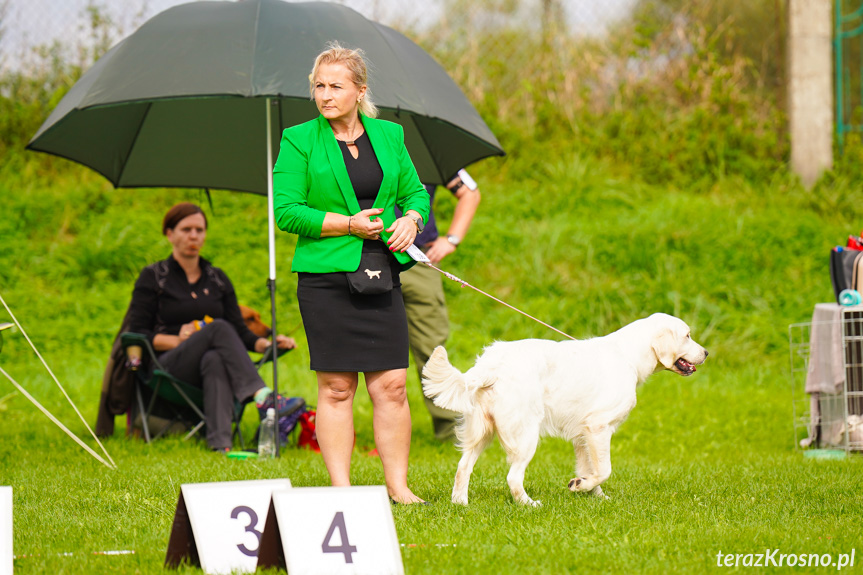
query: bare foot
389 490 426 504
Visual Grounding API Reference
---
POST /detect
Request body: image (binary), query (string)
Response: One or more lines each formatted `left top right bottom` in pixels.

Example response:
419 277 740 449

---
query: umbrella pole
266 97 280 457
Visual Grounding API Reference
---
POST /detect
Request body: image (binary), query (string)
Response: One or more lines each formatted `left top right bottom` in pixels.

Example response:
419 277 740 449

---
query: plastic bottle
193 315 214 331
258 408 276 458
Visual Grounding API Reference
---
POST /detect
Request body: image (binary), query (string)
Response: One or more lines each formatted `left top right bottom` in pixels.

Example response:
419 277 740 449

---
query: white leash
406 245 576 341
0 292 116 469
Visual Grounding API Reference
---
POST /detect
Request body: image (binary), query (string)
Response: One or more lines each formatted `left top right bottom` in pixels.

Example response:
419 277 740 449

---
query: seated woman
127 202 301 452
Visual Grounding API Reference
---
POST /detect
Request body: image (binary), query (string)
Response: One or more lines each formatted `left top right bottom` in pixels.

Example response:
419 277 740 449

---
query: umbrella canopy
26 0 504 190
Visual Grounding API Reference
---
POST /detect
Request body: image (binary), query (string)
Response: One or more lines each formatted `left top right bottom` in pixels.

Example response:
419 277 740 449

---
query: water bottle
258 408 276 458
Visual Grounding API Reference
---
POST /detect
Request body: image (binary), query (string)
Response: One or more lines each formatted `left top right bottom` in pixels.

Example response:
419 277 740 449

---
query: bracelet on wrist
348 215 353 236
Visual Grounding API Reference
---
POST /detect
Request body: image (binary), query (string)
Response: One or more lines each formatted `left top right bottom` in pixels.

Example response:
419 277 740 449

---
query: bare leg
366 368 423 504
316 372 359 487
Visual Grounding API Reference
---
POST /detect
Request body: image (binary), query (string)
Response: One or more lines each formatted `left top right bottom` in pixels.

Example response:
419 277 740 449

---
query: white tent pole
267 98 277 283
265 97 281 457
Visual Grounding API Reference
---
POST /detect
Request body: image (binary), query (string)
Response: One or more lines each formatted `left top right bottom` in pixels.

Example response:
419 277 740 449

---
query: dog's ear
239 304 271 338
651 328 678 369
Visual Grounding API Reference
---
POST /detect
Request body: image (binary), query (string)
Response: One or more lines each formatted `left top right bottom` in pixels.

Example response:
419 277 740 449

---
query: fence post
787 0 833 187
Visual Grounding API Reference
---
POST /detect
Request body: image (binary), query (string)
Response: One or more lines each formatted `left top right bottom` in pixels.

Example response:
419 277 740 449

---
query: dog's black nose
704 350 709 357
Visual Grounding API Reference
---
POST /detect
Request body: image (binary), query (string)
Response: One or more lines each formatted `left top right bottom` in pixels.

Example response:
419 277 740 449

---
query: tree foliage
407 0 788 187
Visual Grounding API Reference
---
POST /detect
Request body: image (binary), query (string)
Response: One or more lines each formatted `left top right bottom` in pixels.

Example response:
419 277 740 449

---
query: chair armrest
120 332 148 348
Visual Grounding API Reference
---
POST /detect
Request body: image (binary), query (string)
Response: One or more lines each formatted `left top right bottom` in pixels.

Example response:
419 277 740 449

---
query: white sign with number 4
268 486 403 575
167 479 291 575
0 487 10 575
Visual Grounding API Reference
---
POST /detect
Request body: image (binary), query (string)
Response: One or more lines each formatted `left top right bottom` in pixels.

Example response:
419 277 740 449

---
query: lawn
1 150 862 574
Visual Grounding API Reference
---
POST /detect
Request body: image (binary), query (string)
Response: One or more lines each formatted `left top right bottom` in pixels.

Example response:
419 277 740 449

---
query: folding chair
121 332 288 448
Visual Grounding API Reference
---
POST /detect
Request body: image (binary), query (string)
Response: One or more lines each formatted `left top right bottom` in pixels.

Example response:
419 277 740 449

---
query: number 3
230 505 262 557
322 511 357 563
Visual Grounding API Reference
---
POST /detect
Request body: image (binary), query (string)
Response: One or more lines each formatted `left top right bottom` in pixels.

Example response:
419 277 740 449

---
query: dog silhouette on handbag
364 269 382 280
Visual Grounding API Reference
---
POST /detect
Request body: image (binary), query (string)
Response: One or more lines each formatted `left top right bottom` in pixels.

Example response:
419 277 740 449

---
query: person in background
400 169 481 441
272 43 430 504
127 202 302 453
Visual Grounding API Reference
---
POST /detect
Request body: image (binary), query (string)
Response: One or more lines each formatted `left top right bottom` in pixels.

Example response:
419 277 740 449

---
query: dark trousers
401 262 457 440
158 319 263 449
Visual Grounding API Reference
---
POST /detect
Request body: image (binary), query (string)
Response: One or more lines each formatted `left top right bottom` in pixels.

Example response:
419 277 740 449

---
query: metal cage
791 307 863 452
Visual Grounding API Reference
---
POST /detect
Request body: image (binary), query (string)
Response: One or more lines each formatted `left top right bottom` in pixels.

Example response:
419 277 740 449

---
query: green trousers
401 262 458 440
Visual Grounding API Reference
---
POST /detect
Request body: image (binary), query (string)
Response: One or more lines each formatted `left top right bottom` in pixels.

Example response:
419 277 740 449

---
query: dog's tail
422 346 489 414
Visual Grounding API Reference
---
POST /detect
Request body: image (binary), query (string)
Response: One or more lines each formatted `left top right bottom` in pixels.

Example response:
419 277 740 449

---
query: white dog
422 313 708 506
364 269 381 279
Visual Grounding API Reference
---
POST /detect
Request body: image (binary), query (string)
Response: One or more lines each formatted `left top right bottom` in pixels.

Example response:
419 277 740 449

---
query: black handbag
346 252 394 295
829 248 863 303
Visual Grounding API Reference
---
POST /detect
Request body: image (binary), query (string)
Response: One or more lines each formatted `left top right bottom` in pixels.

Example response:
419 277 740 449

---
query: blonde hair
309 41 378 119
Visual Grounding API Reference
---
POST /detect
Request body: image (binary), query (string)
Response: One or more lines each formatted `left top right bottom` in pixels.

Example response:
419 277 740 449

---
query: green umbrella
26 0 504 452
27 0 503 190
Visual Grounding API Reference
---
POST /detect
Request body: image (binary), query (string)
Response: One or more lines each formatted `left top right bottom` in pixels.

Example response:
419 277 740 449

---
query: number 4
321 511 358 563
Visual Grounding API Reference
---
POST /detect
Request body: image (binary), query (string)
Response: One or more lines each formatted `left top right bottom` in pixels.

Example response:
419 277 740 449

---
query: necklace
335 127 363 146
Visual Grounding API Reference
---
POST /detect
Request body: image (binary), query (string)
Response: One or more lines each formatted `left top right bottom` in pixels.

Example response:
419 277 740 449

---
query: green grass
1 147 862 574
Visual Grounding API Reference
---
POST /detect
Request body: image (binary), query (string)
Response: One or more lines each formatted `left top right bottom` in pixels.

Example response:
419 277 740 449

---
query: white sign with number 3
182 479 291 575
0 487 10 575
271 486 403 575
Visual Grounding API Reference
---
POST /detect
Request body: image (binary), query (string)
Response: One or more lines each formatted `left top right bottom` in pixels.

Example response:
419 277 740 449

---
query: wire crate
790 305 863 452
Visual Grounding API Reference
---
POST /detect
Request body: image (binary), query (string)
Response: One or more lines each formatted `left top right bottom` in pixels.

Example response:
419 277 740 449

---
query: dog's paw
568 477 596 493
452 495 469 506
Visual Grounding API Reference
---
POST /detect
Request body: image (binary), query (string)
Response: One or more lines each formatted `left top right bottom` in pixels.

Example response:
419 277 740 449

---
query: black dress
297 132 409 372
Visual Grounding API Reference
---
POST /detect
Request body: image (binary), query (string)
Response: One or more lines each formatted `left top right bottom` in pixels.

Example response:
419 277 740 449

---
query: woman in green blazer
273 43 430 505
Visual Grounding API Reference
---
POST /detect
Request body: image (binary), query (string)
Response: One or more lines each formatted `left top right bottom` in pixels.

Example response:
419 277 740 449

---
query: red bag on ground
297 409 320 452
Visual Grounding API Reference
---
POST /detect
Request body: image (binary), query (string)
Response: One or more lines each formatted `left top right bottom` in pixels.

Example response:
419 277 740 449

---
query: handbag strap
853 252 863 291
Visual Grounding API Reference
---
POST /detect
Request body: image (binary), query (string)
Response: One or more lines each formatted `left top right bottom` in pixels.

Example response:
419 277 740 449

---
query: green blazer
273 115 430 273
